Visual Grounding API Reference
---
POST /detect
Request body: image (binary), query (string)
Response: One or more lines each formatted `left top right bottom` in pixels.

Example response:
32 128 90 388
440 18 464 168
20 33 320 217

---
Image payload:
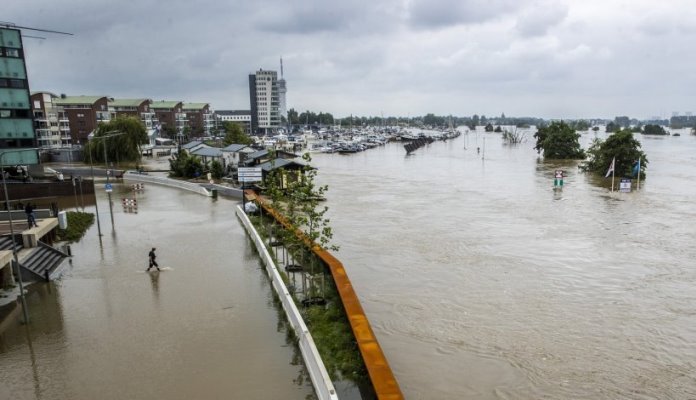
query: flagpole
636 157 641 189
611 167 615 192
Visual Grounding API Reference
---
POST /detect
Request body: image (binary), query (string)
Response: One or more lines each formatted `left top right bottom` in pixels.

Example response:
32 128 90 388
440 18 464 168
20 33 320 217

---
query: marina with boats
254 126 463 155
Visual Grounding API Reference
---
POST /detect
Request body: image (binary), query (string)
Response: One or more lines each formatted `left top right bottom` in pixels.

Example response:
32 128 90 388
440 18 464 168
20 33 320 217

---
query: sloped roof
246 149 269 160
182 140 204 150
191 147 223 157
182 103 209 111
150 101 182 109
110 98 149 107
257 158 309 172
222 144 249 152
54 96 106 106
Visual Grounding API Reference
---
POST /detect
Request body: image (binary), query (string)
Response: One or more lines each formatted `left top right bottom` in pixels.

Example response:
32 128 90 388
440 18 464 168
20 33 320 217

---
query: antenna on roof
0 21 73 36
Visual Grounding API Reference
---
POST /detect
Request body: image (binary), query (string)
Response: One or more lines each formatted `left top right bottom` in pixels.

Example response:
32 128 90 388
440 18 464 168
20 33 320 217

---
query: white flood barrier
236 206 339 400
123 172 212 197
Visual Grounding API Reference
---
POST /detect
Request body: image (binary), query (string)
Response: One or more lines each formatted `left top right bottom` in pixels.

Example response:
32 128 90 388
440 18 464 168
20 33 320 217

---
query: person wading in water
147 247 160 271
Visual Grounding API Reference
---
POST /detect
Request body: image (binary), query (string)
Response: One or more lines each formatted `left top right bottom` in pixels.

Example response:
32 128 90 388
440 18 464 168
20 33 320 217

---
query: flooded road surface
311 129 696 399
0 185 314 400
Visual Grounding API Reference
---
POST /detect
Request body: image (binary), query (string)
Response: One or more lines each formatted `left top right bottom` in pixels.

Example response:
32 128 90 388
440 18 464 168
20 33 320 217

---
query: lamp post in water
0 148 39 324
89 131 127 231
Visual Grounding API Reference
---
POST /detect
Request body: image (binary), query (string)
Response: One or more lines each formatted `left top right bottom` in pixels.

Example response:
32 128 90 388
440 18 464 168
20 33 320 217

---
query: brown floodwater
310 128 696 399
0 184 316 400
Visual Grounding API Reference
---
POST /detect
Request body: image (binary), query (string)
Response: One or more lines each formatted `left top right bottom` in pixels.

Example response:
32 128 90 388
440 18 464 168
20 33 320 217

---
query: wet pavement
0 184 315 400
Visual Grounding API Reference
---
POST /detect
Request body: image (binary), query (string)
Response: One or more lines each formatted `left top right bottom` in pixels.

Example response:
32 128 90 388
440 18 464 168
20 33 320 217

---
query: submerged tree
581 129 647 179
502 127 527 144
84 116 148 164
533 121 585 159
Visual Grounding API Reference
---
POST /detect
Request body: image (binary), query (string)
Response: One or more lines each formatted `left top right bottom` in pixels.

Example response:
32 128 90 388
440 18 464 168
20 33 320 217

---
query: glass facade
0 27 37 165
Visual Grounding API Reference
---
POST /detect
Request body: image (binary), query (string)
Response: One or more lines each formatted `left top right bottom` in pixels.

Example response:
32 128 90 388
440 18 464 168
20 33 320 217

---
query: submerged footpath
123 173 404 399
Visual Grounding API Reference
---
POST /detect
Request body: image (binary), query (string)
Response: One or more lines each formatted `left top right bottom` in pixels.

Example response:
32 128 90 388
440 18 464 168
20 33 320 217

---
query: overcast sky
5 0 695 119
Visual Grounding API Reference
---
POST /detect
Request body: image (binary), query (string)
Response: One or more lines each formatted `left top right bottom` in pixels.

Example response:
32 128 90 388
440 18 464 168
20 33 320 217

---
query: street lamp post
90 131 127 231
88 146 103 237
1 148 38 324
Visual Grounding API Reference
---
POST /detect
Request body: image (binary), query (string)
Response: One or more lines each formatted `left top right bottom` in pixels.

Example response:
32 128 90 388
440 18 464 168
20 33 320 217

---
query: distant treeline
286 108 694 130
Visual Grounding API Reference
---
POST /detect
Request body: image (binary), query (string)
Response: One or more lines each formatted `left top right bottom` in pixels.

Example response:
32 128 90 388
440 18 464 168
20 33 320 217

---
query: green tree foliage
484 123 494 132
162 125 177 138
569 120 590 131
494 125 502 133
642 124 668 135
169 150 204 178
84 116 148 164
582 129 647 179
210 160 224 179
222 122 253 145
606 121 619 133
533 121 585 159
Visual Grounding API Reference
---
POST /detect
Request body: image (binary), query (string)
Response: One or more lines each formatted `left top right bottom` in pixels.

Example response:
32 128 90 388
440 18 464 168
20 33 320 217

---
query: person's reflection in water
149 270 160 305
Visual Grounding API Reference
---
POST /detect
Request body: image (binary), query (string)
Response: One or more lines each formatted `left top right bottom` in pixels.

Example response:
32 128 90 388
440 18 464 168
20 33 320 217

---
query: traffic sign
619 179 631 193
238 167 262 183
105 183 113 193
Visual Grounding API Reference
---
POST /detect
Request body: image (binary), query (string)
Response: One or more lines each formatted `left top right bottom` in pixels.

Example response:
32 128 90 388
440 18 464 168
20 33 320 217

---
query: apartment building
150 101 186 136
0 25 38 165
248 69 280 135
109 98 157 131
53 95 110 145
182 103 214 136
214 110 251 134
31 91 71 149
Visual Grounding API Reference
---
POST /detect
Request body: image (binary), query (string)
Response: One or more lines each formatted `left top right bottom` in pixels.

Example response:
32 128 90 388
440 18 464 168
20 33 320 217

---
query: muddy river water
1 128 695 399
310 128 696 399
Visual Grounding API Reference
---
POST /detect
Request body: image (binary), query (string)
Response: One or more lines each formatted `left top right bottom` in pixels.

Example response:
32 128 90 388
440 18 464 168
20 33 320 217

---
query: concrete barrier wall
236 206 338 400
123 173 211 197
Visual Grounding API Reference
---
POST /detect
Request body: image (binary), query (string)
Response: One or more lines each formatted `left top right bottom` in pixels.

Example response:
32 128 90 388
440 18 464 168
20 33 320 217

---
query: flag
632 158 641 178
605 157 615 178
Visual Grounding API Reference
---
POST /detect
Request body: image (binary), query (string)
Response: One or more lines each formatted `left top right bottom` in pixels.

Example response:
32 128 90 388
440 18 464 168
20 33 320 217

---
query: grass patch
56 211 95 243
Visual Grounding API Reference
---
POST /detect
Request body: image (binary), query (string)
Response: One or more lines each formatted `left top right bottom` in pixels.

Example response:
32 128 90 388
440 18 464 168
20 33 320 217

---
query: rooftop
150 101 182 109
54 96 106 106
110 98 150 107
182 103 209 111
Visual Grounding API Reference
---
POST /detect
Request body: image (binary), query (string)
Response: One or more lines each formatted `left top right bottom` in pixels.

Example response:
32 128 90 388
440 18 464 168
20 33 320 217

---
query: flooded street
0 185 314 400
311 129 696 399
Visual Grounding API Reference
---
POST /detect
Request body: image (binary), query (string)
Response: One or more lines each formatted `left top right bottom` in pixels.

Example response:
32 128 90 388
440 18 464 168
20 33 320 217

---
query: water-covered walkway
0 183 314 400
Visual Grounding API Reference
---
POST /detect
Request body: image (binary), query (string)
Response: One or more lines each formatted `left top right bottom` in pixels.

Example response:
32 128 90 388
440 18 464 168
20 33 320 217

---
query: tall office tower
248 69 279 135
278 58 287 125
0 25 38 166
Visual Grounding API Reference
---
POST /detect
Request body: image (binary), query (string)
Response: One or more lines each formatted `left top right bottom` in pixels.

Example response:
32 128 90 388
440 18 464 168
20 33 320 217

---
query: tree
582 129 647 179
162 125 177 138
169 150 204 178
642 124 668 135
606 122 619 133
210 160 224 179
222 122 253 146
533 121 585 159
570 120 590 131
494 125 502 133
502 127 526 144
84 116 148 164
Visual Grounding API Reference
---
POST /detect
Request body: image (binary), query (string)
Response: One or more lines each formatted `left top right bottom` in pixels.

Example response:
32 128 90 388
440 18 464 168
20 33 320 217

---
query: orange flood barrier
249 190 404 400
